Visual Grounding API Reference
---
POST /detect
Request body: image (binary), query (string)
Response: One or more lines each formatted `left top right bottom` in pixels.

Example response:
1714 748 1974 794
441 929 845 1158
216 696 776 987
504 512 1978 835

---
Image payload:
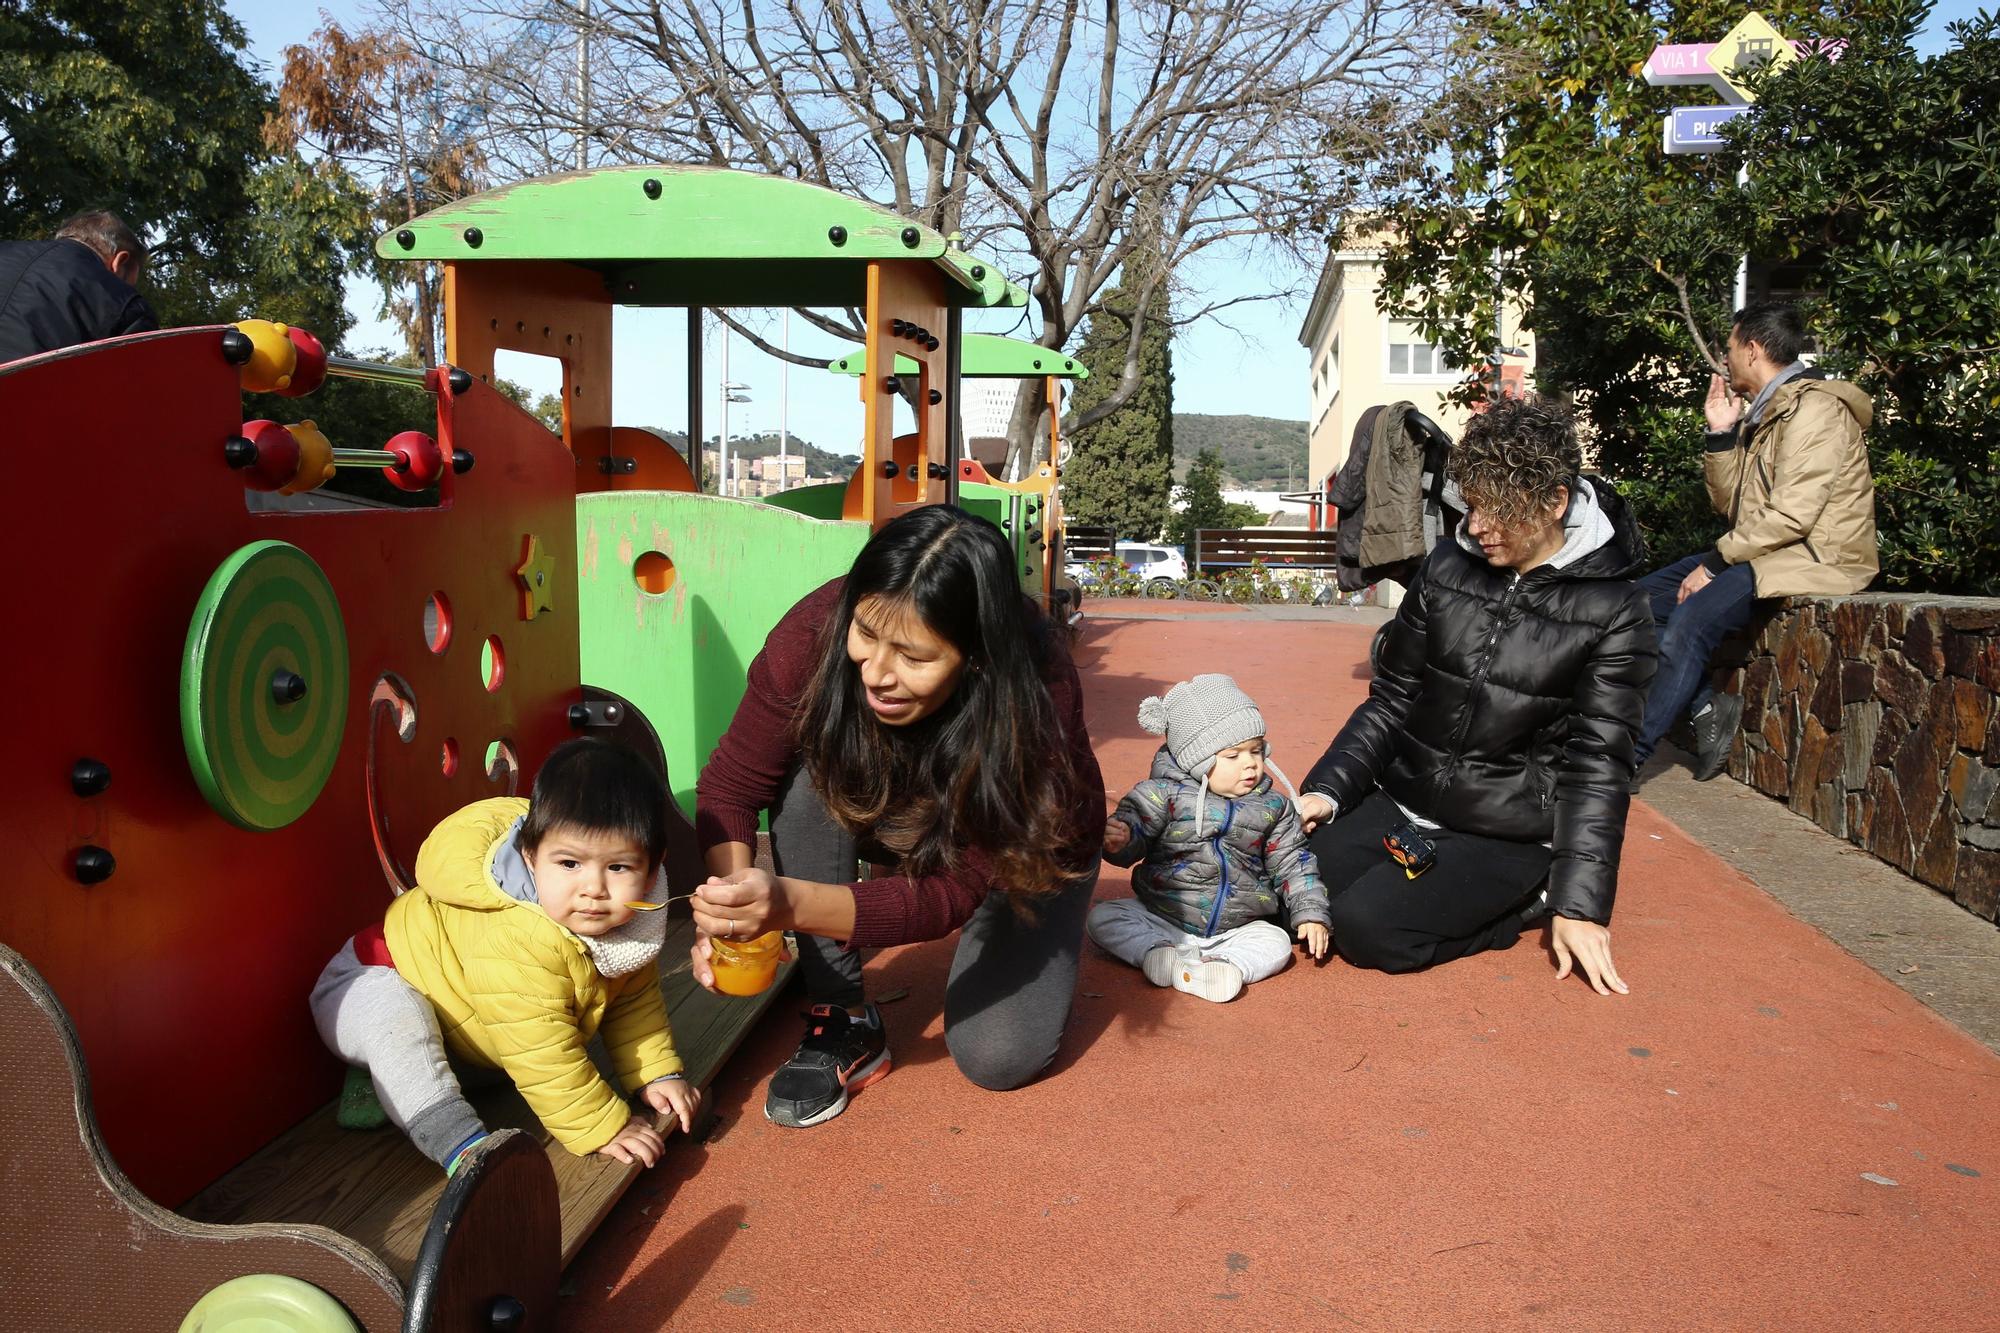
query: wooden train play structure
0 166 1049 1331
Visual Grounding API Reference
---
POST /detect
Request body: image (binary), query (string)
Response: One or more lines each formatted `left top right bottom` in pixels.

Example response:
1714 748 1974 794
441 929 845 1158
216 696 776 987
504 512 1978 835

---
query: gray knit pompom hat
1137 674 1266 777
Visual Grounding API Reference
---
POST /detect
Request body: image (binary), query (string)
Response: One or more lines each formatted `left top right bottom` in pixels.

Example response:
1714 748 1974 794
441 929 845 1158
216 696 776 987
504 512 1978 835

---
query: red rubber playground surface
568 608 1998 1330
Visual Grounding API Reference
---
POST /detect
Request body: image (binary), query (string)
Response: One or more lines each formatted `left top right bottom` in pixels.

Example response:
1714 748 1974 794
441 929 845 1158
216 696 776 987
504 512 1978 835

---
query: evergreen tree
1064 272 1174 542
1168 449 1240 546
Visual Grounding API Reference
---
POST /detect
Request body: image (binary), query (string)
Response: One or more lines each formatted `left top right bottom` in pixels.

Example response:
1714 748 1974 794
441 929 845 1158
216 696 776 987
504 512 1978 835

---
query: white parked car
1115 541 1188 588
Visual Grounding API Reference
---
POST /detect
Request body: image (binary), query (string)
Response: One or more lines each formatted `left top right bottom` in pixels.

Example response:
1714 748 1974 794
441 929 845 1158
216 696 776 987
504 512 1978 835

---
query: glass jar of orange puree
710 930 785 996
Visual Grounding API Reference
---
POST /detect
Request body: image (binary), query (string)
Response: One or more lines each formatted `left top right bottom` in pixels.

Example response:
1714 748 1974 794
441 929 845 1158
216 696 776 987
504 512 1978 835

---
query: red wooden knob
237 420 302 492
385 430 443 491
281 326 327 397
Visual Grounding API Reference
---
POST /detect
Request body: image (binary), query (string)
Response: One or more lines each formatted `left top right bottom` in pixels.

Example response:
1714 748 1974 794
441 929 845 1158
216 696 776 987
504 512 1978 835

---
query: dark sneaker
764 1002 891 1128
1691 693 1744 781
1514 887 1551 930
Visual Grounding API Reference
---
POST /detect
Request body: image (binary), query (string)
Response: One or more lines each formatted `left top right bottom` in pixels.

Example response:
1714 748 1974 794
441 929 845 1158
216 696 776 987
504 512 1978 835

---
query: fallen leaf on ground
1898 964 1920 975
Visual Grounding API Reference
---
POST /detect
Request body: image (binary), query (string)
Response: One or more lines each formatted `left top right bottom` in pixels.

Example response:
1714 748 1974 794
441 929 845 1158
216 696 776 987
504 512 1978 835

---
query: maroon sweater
695 578 1105 948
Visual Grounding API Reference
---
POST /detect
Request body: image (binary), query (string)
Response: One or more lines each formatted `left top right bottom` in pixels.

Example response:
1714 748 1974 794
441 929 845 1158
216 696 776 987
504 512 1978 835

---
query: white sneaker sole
1173 959 1244 1003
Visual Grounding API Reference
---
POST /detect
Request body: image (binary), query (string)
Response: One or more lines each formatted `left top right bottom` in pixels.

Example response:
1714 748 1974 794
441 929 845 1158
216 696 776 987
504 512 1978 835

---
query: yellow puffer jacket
1704 376 1878 597
384 798 682 1155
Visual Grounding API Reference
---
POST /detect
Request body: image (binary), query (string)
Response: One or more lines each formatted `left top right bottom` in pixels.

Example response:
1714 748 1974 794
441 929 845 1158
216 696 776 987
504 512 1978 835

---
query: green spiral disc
181 540 349 831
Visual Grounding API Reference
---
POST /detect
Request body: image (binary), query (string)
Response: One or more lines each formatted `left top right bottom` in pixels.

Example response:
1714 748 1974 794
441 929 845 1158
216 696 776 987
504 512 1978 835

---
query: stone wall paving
1717 594 2000 922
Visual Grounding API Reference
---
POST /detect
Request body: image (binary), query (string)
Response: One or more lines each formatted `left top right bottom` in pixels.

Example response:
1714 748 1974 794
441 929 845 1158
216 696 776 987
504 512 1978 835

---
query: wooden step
180 917 790 1282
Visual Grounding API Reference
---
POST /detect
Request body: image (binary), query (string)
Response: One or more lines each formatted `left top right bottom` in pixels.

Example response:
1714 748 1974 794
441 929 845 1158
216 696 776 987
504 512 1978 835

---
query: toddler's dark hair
518 738 669 869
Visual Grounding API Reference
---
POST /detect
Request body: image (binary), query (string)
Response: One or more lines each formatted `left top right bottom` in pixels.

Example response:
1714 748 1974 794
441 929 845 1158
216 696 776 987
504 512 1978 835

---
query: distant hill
1173 414 1309 490
643 428 857 479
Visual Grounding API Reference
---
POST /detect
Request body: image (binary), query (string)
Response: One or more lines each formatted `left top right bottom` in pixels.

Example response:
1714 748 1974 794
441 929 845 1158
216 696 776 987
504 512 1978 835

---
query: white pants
1085 898 1295 985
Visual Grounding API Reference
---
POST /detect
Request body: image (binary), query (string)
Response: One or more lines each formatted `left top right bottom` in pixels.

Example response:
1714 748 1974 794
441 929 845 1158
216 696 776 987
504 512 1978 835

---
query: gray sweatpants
1084 897 1295 984
769 766 1096 1092
309 940 486 1166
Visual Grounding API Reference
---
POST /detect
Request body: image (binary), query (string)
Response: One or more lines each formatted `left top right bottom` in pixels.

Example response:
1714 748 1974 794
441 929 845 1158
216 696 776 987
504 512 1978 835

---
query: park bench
1190 526 1342 572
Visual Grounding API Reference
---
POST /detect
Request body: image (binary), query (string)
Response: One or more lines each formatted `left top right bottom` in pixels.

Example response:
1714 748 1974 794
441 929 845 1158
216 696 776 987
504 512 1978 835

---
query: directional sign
1643 42 1720 88
1663 105 1750 155
1705 11 1797 103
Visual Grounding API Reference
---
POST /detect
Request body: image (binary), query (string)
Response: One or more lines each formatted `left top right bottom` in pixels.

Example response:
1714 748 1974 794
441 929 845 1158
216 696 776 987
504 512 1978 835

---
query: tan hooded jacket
1703 376 1878 596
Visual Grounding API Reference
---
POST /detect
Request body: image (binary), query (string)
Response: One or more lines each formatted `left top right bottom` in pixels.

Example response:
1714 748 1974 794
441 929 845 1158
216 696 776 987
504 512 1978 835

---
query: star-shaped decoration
515 534 556 620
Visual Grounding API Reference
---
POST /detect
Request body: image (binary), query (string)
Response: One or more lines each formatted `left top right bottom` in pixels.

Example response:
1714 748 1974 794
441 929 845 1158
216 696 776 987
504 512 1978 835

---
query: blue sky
223 0 1985 449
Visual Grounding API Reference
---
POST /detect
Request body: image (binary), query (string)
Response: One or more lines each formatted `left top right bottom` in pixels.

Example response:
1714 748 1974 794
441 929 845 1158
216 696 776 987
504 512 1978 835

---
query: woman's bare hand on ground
595 1114 666 1167
1298 922 1330 960
1295 793 1336 833
1102 818 1131 856
1550 917 1629 996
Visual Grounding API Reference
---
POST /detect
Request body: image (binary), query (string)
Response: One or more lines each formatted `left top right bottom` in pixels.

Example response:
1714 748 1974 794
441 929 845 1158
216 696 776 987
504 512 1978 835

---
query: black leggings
768 767 1094 1091
1307 790 1552 974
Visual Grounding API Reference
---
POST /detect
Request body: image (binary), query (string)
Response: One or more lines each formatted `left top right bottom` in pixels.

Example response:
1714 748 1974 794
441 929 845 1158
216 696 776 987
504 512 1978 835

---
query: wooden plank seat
180 915 792 1282
1191 527 1342 571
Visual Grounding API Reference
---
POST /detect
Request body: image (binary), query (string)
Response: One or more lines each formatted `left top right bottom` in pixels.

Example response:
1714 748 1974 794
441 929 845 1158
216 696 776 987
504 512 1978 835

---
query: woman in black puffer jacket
1296 396 1657 995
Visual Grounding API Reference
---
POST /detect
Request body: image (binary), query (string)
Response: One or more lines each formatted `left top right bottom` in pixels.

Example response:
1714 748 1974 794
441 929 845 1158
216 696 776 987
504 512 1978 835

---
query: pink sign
1645 42 1721 87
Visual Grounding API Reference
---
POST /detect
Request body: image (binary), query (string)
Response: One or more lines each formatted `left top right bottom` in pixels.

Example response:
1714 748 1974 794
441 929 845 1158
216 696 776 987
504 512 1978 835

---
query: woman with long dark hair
692 505 1105 1126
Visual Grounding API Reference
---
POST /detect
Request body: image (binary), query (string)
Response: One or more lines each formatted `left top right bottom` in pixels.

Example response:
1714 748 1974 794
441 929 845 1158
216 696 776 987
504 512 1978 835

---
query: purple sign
1663 105 1748 155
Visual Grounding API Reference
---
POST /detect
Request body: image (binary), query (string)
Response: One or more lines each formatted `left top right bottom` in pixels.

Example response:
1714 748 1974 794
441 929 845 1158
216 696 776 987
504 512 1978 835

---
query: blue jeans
1635 553 1761 763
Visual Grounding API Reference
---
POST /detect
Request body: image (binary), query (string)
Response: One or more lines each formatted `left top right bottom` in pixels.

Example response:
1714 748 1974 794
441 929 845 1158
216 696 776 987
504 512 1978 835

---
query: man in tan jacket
1633 303 1877 780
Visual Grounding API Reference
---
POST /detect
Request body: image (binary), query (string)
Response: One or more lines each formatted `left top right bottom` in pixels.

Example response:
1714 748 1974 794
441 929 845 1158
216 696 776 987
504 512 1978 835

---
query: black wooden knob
971 265 986 280
827 225 847 246
928 389 943 405
71 758 111 797
890 318 908 336
446 367 473 395
463 226 483 248
396 228 416 249
928 462 947 479
900 226 920 248
643 177 662 199
271 670 308 705
219 327 253 364
880 461 898 478
74 846 115 885
488 1296 527 1331
452 449 475 474
884 376 901 395
223 437 258 469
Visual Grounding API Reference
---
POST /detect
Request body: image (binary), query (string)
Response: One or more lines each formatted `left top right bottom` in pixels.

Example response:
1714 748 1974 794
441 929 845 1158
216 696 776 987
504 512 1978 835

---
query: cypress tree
1063 271 1174 542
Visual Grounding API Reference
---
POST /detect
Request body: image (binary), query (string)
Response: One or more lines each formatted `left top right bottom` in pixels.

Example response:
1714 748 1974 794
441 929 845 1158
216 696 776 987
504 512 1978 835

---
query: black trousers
768 767 1094 1091
1307 789 1552 974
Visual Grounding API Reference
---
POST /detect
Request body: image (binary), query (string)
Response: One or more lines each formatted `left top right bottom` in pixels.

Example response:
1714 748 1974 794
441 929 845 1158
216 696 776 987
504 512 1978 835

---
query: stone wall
1715 595 2000 922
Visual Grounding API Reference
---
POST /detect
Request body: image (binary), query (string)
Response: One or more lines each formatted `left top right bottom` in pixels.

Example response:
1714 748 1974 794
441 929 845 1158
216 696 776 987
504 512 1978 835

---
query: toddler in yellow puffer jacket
310 738 698 1175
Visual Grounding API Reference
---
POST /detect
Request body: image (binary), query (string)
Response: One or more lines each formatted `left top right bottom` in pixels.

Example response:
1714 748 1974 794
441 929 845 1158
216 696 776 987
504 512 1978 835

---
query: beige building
1297 231 1532 497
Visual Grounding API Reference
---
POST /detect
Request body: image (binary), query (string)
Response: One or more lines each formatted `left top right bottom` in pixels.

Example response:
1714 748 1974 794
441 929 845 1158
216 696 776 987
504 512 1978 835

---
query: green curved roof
376 165 1025 309
827 333 1088 380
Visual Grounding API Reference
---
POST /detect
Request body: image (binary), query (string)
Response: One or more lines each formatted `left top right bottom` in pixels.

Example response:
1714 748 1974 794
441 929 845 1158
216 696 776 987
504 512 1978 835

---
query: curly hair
1452 394 1582 527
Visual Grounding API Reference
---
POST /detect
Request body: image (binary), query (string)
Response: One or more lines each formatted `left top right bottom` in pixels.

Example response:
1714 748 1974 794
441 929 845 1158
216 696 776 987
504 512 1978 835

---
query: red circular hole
440 738 460 778
424 592 453 654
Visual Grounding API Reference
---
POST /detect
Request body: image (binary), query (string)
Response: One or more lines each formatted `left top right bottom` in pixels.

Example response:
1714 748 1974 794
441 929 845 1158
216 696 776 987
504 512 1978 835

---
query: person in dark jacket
1295 395 1657 996
0 210 157 365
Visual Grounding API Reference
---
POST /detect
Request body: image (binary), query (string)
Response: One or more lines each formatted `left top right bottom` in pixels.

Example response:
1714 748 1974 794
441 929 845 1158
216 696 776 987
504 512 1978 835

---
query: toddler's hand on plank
597 1114 666 1167
643 1076 702 1135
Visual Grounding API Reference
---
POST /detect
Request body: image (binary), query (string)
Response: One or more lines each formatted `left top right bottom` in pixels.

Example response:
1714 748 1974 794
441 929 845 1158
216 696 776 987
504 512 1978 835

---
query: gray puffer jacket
1103 747 1330 937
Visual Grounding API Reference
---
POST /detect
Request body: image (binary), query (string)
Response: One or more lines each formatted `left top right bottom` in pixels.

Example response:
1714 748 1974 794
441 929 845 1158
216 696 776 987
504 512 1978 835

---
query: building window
1385 318 1453 379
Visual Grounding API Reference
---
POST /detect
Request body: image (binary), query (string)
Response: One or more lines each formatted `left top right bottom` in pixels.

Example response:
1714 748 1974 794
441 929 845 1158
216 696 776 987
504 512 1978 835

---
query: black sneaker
764 1002 891 1128
1691 693 1744 782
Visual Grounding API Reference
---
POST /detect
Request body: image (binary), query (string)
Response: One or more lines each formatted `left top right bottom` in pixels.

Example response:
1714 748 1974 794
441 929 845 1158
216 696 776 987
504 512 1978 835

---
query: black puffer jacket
1303 480 1658 924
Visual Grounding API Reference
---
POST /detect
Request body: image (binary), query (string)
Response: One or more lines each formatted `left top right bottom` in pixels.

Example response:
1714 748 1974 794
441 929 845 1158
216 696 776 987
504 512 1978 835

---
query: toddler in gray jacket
1089 674 1330 1002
